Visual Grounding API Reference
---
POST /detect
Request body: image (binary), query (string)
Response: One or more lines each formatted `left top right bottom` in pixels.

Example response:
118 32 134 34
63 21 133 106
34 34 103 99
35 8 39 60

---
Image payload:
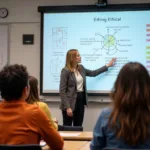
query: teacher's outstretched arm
84 57 116 77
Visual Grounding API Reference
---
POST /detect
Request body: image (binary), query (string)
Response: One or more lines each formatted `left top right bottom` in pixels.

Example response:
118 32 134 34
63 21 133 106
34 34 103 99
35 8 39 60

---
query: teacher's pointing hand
106 57 116 67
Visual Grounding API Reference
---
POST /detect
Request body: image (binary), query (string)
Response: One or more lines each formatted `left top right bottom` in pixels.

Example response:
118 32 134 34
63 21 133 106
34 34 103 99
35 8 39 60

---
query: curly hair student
0 64 63 149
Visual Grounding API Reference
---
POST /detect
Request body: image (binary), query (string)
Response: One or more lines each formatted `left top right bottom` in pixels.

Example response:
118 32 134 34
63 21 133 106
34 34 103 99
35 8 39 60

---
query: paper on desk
59 132 81 137
40 141 46 147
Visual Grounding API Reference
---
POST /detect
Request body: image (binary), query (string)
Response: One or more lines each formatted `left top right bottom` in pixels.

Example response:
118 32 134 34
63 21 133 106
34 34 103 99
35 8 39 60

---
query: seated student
0 64 63 150
91 62 150 149
26 76 58 130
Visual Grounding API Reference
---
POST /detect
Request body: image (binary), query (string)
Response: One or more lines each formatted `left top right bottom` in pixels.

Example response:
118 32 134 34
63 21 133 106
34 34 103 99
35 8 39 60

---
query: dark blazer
59 65 108 111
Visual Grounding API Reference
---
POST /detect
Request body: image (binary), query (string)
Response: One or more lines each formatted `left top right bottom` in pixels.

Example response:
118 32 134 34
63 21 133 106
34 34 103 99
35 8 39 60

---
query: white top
74 71 83 92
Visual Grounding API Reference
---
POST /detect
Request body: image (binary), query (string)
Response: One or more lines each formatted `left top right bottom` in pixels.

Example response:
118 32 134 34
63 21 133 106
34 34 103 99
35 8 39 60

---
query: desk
79 141 91 150
59 131 93 141
42 141 88 150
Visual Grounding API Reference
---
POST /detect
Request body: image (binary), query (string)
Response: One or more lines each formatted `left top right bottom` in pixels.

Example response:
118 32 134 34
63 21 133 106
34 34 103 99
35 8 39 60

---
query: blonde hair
65 49 80 72
26 76 40 104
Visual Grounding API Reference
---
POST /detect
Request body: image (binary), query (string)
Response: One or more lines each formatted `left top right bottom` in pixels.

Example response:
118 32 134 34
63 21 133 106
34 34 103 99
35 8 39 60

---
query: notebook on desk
59 132 81 137
40 140 46 147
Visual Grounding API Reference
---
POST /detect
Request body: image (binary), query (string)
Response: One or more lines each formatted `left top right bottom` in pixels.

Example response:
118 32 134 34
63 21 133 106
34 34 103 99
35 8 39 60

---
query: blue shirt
90 108 150 150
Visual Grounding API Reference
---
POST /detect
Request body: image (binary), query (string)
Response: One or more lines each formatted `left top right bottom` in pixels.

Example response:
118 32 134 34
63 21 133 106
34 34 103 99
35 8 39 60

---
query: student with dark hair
26 76 58 130
91 62 150 149
0 64 63 150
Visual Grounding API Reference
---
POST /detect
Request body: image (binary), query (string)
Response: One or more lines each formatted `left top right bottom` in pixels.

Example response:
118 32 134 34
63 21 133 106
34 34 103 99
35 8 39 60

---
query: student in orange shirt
0 64 63 150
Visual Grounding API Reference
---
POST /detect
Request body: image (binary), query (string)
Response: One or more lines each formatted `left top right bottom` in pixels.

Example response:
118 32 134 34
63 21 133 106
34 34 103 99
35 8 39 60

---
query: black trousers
62 92 85 126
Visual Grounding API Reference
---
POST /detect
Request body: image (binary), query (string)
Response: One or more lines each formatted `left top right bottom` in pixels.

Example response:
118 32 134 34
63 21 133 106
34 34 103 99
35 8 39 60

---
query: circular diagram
102 35 117 55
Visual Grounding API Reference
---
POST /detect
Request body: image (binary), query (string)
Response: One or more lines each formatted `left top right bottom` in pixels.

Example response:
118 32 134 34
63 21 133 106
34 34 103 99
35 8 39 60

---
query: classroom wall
0 0 150 131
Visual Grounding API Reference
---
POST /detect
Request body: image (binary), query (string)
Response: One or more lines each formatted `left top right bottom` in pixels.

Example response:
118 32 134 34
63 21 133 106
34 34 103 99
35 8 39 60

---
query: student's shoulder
24 103 49 124
25 102 38 109
24 102 45 116
101 107 112 118
37 101 49 109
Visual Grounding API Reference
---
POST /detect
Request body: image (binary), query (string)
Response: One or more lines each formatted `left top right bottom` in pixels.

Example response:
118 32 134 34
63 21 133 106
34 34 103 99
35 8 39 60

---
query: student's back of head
26 76 58 130
0 65 63 148
0 64 29 101
91 62 150 149
110 62 150 145
26 76 40 104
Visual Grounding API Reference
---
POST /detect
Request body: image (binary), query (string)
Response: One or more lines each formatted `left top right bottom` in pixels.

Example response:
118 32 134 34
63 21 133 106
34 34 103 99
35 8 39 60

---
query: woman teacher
59 49 116 126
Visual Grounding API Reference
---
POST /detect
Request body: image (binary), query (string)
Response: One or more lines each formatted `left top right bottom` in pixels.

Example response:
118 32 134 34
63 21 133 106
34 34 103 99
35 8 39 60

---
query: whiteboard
41 5 150 95
0 24 8 70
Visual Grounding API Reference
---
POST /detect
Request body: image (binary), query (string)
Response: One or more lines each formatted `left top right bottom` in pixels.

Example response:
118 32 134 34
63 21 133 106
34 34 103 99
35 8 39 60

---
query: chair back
58 125 83 131
0 144 42 150
103 148 149 150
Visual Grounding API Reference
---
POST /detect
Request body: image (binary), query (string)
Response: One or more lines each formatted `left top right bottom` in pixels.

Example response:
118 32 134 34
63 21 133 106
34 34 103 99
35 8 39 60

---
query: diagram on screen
52 27 67 49
49 57 64 74
94 28 132 55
